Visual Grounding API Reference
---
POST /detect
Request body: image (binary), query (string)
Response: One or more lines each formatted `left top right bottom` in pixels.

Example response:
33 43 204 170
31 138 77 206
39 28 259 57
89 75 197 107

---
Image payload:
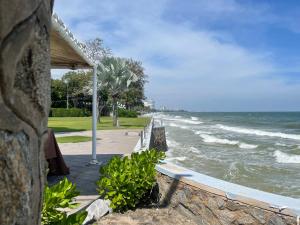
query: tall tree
51 79 67 108
120 59 147 110
84 38 112 121
51 71 95 111
85 38 111 64
61 70 92 108
97 57 138 126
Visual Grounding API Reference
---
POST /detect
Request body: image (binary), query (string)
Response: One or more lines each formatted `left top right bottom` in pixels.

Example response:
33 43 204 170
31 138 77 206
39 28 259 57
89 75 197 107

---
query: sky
53 0 300 112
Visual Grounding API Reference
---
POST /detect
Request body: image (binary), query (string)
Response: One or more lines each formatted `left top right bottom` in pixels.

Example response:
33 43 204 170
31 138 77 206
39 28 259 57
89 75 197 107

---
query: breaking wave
154 114 203 125
239 143 258 149
274 150 300 164
166 139 180 148
200 134 238 145
275 142 287 147
216 124 300 140
169 123 189 130
170 118 203 124
194 130 212 135
189 146 200 153
199 134 257 149
166 156 187 162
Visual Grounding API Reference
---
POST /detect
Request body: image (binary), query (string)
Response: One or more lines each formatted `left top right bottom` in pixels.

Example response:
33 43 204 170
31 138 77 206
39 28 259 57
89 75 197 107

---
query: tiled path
47 129 141 212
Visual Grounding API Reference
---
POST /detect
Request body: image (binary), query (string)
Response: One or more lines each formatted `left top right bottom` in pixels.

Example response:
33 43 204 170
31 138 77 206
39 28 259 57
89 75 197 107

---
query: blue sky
53 0 300 111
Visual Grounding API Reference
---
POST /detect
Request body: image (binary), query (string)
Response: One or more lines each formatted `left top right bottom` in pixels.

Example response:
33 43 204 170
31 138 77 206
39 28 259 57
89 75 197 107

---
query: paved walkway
55 129 141 155
47 129 141 212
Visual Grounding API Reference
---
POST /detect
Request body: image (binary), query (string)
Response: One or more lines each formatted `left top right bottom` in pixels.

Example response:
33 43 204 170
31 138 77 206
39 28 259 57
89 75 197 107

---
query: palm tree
97 57 138 126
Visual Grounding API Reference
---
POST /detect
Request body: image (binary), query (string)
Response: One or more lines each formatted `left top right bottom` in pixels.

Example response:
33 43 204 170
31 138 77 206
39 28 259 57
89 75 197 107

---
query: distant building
143 99 155 109
161 106 167 111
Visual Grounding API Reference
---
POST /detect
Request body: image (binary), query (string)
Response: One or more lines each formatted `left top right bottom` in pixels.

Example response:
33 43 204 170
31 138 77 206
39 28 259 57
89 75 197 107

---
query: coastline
149 112 300 198
137 115 300 221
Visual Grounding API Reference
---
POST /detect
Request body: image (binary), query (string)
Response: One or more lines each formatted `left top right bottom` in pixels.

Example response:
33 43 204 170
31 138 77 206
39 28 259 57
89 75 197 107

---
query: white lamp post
90 65 99 164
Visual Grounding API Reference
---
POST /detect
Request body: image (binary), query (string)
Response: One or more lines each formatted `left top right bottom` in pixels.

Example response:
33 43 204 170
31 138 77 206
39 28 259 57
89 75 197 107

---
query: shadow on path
47 154 121 195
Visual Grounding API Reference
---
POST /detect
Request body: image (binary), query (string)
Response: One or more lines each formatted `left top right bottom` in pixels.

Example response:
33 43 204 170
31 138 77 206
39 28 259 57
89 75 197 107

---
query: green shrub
42 178 87 225
118 108 138 118
51 108 91 117
97 149 165 212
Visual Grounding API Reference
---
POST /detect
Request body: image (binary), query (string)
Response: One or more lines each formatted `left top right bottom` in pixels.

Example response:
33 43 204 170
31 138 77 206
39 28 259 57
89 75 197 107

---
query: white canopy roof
50 13 94 69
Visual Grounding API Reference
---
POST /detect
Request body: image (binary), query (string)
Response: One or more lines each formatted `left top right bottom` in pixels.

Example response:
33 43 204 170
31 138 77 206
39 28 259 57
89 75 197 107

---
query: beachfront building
143 99 155 109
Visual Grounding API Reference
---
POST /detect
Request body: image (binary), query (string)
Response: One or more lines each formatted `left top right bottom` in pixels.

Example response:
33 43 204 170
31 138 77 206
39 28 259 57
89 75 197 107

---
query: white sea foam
194 130 212 135
166 156 187 162
239 143 258 149
189 146 200 153
167 139 180 148
224 162 239 180
154 114 203 125
199 134 257 149
275 142 287 147
200 134 239 145
274 150 300 164
169 122 189 130
216 124 300 140
172 118 203 124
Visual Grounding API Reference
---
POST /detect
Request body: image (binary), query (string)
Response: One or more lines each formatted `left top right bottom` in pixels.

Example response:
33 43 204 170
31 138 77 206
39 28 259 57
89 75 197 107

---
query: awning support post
90 65 100 165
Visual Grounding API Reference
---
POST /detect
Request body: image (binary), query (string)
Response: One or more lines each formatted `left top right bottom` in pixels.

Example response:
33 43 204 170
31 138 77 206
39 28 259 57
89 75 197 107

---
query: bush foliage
42 178 87 225
97 149 165 212
50 108 91 117
118 108 138 118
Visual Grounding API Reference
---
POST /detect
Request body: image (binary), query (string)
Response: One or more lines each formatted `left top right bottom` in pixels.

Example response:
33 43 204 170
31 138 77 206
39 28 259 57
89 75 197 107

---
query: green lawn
48 116 151 133
56 136 92 143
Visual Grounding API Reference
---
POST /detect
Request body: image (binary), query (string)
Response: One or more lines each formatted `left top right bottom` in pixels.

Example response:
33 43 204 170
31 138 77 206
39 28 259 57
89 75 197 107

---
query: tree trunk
97 105 106 123
97 96 100 122
0 1 53 224
97 95 106 123
112 98 118 127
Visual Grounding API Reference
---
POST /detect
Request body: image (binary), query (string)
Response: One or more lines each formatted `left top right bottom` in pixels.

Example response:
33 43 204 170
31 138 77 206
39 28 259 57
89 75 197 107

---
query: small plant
97 149 165 211
42 177 87 225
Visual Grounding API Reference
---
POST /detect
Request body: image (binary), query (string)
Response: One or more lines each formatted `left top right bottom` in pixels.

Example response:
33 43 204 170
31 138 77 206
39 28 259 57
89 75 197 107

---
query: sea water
152 112 300 198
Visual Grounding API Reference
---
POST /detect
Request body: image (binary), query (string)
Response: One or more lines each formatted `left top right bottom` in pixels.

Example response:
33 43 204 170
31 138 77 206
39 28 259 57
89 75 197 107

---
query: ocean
152 112 300 198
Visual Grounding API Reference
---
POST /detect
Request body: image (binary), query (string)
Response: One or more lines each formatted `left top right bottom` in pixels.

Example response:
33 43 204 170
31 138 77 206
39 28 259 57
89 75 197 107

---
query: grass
48 116 151 133
56 136 92 143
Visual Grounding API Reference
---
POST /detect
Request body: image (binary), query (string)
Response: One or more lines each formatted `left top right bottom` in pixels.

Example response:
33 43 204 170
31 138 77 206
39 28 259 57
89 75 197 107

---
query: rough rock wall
157 173 297 225
0 0 53 224
149 127 168 152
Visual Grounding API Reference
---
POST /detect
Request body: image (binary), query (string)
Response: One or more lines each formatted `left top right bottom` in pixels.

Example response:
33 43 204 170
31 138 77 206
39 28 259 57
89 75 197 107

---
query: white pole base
89 159 101 165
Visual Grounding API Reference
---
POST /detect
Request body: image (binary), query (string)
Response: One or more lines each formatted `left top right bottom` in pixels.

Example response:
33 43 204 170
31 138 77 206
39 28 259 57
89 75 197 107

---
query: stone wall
157 173 297 225
149 127 168 152
0 1 53 224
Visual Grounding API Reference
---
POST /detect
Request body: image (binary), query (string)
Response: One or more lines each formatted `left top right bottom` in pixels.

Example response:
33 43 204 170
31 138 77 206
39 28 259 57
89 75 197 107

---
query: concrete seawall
156 164 299 225
138 117 300 225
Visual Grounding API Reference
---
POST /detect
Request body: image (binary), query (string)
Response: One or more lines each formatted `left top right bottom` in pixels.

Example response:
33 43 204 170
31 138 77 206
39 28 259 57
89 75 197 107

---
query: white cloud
53 0 300 111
